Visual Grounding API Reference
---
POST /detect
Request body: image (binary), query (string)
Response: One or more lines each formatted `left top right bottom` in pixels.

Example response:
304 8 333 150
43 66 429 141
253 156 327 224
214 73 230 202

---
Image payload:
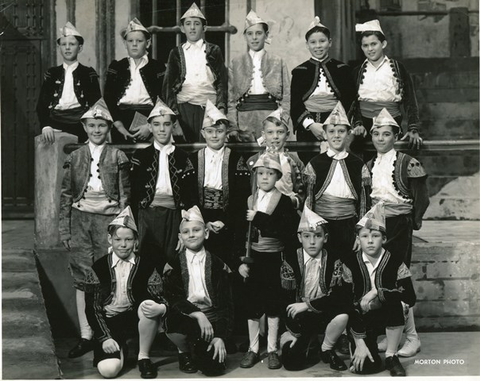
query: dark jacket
130 144 196 218
290 57 355 133
162 42 228 113
36 63 101 128
367 151 429 230
104 57 165 122
163 249 234 340
351 58 421 132
84 254 167 343
59 144 131 241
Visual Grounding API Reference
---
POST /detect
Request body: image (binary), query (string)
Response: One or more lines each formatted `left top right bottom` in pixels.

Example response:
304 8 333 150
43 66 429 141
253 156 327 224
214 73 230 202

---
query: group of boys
46 3 430 379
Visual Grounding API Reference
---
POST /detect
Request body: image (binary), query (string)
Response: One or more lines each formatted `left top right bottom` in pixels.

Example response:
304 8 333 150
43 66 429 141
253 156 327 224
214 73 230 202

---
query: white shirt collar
111 252 136 267
365 55 389 69
311 55 329 63
377 148 396 160
362 249 385 271
88 141 106 156
185 38 204 50
153 140 175 153
128 54 149 67
186 247 206 263
205 145 225 157
303 249 322 265
249 49 265 59
326 148 348 160
63 61 79 71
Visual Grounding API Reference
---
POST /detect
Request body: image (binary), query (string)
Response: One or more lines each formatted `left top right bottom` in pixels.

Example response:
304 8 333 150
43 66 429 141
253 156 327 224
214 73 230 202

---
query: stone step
2 336 61 379
2 249 37 273
2 308 53 339
2 271 42 296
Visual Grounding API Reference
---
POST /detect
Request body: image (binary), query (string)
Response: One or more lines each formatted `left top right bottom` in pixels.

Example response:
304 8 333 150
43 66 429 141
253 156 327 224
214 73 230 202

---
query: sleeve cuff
303 117 314 129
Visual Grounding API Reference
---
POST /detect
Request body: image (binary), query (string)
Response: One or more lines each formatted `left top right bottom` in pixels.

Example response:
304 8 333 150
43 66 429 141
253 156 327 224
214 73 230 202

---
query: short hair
108 224 138 240
245 23 269 34
355 225 387 238
262 117 288 131
81 118 113 129
358 30 386 43
181 17 207 27
305 26 331 41
57 35 84 46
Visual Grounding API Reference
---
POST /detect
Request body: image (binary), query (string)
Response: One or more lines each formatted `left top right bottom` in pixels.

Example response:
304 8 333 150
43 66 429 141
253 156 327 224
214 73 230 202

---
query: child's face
179 220 208 252
357 227 386 257
201 124 227 150
58 36 83 63
245 24 268 52
298 230 328 258
324 124 349 153
181 17 206 43
108 227 137 260
361 35 387 64
83 118 110 145
262 121 288 150
371 125 397 154
306 31 332 61
256 167 279 192
149 115 174 145
124 31 151 59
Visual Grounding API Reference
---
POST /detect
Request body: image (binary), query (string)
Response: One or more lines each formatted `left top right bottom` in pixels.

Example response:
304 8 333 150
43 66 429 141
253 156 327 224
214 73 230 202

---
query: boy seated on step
84 207 167 379
342 203 416 377
280 205 349 372
163 206 234 377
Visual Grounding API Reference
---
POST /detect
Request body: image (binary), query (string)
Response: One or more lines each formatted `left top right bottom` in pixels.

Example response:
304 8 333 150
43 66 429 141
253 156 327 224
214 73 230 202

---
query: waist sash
204 188 224 210
50 106 86 125
304 94 338 113
251 235 284 253
360 101 401 119
237 94 278 111
314 194 356 220
379 201 413 217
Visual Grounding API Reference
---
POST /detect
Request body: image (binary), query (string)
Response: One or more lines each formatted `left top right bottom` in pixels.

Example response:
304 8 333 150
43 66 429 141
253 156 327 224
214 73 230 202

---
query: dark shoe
240 350 259 368
178 352 197 373
335 334 350 355
385 355 406 377
68 338 94 358
320 349 347 371
138 359 157 379
267 351 282 369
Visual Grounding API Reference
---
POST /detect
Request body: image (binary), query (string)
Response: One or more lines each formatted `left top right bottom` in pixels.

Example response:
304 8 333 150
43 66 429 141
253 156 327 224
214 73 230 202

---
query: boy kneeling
163 206 233 376
281 206 349 371
342 203 416 376
85 207 167 379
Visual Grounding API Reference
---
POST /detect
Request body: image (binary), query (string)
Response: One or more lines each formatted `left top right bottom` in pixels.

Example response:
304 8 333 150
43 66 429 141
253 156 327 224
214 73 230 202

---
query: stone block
414 279 477 301
416 88 479 103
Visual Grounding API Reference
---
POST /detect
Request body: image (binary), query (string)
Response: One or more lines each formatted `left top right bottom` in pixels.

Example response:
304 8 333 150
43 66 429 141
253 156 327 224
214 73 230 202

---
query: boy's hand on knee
280 331 298 348
351 339 374 372
190 311 214 342
286 302 308 318
140 300 166 318
62 240 71 251
208 337 226 363
102 338 120 354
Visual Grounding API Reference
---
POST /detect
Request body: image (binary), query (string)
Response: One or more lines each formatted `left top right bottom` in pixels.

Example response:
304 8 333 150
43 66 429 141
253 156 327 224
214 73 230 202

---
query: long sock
385 326 404 358
404 306 419 339
166 332 189 353
267 316 279 353
137 308 159 360
76 289 93 340
321 314 348 352
247 319 260 353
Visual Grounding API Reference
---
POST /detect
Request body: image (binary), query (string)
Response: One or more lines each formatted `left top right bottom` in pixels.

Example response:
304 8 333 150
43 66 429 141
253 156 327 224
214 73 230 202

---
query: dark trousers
324 216 357 261
385 214 413 267
177 102 206 143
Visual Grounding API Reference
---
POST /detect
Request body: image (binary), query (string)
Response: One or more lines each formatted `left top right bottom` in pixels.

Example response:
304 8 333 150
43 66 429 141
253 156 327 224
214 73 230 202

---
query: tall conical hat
58 22 83 41
181 205 205 224
181 3 206 21
356 202 386 233
323 101 350 127
298 205 328 232
202 99 228 128
264 107 288 127
121 18 150 39
252 147 283 178
306 16 328 34
80 98 113 122
371 108 400 132
109 206 138 233
244 10 269 32
148 99 176 122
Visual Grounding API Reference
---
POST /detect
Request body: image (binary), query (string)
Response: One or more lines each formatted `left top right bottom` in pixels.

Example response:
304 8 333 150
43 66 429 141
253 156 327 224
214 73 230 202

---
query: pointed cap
148 98 176 122
244 10 269 32
323 101 350 127
181 3 206 21
264 107 289 127
356 202 386 233
355 19 384 35
252 147 283 178
81 98 113 122
298 205 328 232
109 206 138 233
202 99 228 128
181 205 205 224
371 108 400 132
121 18 150 39
307 16 328 34
58 22 83 41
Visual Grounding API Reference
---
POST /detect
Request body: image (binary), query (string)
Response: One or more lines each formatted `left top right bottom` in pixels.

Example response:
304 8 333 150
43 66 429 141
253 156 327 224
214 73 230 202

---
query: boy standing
59 99 131 358
228 10 291 139
163 206 234 376
130 99 196 270
104 18 164 143
281 206 349 372
37 22 101 144
303 101 370 261
367 108 429 356
163 3 228 143
85 207 167 379
342 203 416 376
190 100 251 267
350 20 423 158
